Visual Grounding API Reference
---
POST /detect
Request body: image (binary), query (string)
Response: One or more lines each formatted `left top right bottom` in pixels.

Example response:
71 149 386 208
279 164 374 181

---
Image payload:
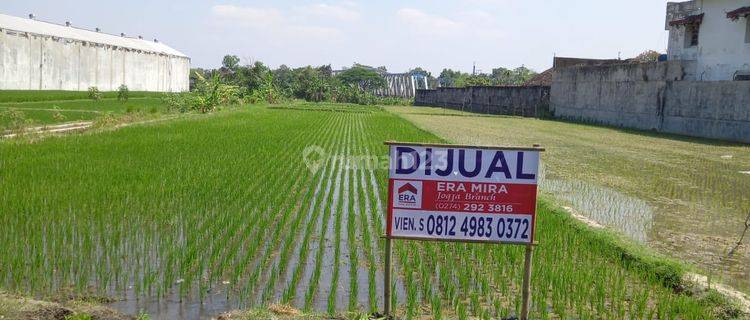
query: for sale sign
385 142 542 244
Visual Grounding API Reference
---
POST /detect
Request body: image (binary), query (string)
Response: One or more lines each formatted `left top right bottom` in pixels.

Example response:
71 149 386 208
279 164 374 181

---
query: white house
666 0 750 80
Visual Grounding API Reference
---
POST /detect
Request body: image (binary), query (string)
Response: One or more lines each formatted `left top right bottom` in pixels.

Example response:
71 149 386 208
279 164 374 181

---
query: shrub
249 74 282 104
87 87 102 101
161 93 194 113
117 85 130 102
0 108 33 133
52 106 66 122
191 72 241 112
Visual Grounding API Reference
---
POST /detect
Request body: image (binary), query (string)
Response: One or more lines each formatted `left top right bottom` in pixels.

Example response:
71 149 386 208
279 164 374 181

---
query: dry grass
388 105 750 293
0 291 132 320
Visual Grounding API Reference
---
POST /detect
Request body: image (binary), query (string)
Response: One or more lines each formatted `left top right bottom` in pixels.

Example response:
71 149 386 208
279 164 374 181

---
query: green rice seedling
346 168 359 312
431 293 442 320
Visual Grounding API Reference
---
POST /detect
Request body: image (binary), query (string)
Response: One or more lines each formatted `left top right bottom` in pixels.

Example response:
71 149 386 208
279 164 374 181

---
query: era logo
394 180 422 209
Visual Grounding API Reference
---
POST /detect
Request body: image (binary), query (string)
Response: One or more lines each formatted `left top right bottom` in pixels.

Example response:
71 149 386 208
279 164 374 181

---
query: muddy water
107 153 406 319
108 286 233 320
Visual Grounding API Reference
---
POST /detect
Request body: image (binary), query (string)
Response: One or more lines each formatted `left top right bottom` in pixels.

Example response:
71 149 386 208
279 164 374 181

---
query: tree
633 50 662 63
408 67 432 78
316 64 333 78
272 65 295 96
510 66 536 85
491 67 512 84
235 61 271 92
336 67 386 91
462 75 492 87
294 66 334 102
222 55 240 71
438 69 465 87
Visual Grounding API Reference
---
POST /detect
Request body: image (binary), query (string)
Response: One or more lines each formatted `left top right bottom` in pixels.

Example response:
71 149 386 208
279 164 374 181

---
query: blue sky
1 0 671 74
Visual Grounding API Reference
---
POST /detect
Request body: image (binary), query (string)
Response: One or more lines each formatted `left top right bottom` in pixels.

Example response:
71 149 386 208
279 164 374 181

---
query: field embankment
0 90 176 130
0 102 745 319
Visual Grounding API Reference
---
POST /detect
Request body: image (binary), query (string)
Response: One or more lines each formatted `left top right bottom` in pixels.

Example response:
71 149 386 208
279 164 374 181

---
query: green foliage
87 87 102 101
0 97 167 127
136 310 152 320
167 71 241 113
633 50 662 63
438 66 538 87
0 108 33 132
211 58 403 106
408 67 431 78
272 64 297 97
292 66 333 102
117 85 129 102
0 90 163 103
336 67 386 91
51 106 66 122
222 55 241 71
248 73 283 104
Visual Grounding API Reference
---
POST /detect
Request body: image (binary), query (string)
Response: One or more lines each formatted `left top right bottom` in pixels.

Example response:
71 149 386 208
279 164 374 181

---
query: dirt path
2 114 188 139
1 121 93 138
0 106 103 113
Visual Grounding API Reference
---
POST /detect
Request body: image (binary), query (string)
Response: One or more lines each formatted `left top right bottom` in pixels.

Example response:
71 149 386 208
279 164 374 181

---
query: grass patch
0 291 131 320
0 90 163 103
0 98 173 128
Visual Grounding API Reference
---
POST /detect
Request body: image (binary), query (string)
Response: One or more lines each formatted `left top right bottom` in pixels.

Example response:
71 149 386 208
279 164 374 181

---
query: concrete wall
0 30 189 92
415 86 550 118
666 0 750 80
552 61 750 143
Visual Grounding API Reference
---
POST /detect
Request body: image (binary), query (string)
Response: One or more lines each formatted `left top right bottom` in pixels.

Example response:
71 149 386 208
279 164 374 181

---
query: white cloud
295 3 361 22
211 5 284 27
209 4 344 41
395 8 503 40
396 8 463 34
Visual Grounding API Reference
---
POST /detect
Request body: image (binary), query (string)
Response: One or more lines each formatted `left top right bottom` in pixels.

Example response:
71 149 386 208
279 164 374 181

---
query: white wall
0 30 189 92
698 0 750 80
667 0 750 80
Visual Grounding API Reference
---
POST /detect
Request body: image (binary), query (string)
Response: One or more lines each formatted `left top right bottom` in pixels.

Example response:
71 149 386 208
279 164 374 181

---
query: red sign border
384 143 542 246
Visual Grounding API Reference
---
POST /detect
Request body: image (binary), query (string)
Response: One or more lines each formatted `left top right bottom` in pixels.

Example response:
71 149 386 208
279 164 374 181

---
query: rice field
389 106 750 295
0 90 172 128
0 103 738 319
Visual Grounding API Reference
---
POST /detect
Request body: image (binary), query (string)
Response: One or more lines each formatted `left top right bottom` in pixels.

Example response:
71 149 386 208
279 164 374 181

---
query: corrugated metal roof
0 13 188 58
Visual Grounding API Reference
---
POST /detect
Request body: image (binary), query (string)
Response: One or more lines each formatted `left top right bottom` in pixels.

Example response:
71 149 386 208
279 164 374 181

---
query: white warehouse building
666 0 750 80
0 13 189 92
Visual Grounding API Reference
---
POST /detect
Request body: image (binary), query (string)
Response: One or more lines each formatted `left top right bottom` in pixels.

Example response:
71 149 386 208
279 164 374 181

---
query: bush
117 85 130 102
87 87 102 101
248 74 282 104
52 106 66 122
161 93 195 113
0 108 34 133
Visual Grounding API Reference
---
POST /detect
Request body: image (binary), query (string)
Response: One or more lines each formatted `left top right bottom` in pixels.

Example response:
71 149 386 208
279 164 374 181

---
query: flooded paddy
0 104 741 319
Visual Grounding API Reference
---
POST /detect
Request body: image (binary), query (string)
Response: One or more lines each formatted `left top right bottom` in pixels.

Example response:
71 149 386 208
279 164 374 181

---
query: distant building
374 73 429 99
0 13 189 92
666 0 750 80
